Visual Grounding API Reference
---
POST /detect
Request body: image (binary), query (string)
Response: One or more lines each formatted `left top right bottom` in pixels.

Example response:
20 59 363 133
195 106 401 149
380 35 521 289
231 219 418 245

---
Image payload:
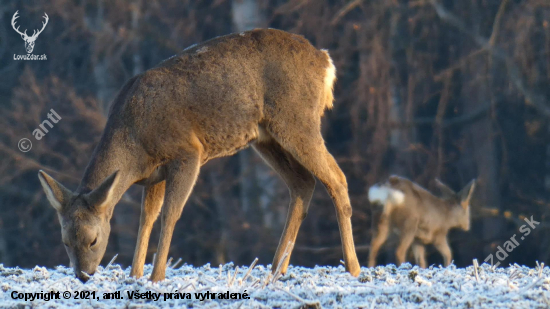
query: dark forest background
0 0 549 271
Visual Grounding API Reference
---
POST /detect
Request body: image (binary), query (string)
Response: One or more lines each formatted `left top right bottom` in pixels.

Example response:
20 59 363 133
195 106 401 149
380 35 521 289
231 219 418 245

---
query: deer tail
368 184 405 214
320 49 336 112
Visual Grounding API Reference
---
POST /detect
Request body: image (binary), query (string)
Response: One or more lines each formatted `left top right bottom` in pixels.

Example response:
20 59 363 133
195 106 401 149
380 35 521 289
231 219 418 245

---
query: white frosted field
1 261 549 308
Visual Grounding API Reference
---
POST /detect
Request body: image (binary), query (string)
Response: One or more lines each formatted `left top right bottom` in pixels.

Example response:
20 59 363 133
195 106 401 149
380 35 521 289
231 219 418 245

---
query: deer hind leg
252 136 316 276
368 211 390 267
131 181 165 278
412 241 427 268
434 235 452 266
266 125 361 276
149 154 200 282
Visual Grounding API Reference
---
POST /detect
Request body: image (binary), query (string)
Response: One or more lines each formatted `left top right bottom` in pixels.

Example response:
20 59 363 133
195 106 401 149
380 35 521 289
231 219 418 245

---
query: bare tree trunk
231 1 270 217
531 8 550 263
131 0 143 76
461 55 502 258
232 0 264 33
92 0 117 114
92 0 107 112
231 0 274 259
388 8 416 177
386 8 416 263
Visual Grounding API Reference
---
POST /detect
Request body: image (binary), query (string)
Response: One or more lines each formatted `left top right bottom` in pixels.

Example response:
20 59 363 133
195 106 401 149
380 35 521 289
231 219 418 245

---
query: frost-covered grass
1 260 549 308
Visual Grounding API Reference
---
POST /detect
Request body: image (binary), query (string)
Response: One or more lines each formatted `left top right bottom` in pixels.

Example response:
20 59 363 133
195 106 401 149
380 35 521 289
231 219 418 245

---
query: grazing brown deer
37 29 361 282
367 175 475 268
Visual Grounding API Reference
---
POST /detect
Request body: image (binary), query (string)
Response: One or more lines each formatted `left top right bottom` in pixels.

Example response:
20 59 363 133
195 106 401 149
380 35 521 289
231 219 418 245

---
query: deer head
12 11 49 54
38 170 119 282
435 178 476 231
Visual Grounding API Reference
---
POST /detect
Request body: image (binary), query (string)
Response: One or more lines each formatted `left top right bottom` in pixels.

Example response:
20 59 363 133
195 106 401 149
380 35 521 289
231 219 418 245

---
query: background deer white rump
368 175 475 268
37 29 361 282
11 10 48 54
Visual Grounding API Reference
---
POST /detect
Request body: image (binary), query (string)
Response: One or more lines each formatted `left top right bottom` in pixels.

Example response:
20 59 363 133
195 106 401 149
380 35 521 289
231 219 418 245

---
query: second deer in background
367 176 476 268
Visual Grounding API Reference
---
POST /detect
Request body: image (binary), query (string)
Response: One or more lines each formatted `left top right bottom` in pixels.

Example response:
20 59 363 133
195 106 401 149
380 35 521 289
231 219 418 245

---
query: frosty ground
1 260 549 308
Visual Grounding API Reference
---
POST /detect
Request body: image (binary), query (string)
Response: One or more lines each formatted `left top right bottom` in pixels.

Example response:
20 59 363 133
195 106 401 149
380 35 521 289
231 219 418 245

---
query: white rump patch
320 49 336 110
239 32 246 36
368 185 405 206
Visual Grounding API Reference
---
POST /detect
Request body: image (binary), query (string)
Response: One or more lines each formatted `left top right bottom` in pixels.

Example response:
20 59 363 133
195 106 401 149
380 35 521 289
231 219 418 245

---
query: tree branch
429 0 550 117
388 101 491 129
331 0 364 26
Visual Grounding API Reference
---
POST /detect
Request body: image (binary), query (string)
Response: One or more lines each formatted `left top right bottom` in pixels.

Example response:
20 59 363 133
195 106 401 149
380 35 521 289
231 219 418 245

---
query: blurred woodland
0 0 549 271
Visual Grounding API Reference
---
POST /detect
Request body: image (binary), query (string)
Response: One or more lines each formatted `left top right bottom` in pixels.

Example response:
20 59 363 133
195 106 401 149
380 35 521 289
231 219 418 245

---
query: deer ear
434 178 456 199
38 170 72 212
459 179 476 207
86 171 119 213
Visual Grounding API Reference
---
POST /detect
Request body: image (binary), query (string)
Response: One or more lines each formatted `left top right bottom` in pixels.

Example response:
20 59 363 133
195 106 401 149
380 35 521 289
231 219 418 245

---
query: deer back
99 29 335 165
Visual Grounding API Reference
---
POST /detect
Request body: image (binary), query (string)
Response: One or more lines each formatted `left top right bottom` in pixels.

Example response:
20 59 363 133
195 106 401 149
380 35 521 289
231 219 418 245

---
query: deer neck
446 202 464 227
77 126 146 206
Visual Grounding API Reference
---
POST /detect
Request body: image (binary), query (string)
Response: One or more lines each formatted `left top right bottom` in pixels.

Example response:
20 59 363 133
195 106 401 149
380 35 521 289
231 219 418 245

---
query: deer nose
77 275 89 283
76 269 95 283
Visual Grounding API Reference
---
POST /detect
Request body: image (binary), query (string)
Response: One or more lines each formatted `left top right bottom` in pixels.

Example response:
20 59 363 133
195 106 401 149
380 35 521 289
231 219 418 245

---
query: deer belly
415 228 434 244
182 95 263 160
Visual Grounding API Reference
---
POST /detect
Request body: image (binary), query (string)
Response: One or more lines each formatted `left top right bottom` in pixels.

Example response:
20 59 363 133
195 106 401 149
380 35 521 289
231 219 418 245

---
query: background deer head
11 11 49 54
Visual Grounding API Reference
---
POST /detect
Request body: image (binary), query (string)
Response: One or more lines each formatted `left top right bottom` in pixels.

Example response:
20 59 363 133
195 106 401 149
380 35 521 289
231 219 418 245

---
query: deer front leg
434 235 452 266
149 156 200 282
412 242 427 268
395 219 418 266
130 181 165 278
395 234 416 266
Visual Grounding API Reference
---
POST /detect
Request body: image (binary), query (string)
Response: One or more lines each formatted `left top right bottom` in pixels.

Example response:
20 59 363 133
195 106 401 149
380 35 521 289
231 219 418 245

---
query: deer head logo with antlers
12 11 49 54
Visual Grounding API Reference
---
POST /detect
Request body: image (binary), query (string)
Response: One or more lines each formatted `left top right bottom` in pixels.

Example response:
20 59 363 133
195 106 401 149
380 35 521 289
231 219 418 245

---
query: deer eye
90 236 97 248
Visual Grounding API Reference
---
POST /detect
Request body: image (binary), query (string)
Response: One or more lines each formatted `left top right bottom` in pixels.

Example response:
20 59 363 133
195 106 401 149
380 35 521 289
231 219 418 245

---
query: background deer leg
412 242 427 268
252 138 315 276
130 181 165 278
368 212 389 267
395 220 417 265
434 235 452 266
149 156 200 282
